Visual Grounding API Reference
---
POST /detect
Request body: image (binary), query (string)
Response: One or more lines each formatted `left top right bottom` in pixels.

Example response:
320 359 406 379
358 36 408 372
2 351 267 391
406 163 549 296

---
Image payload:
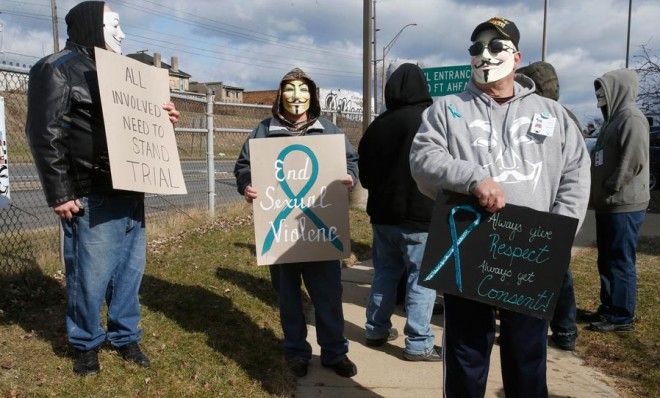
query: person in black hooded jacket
25 1 179 376
358 63 441 360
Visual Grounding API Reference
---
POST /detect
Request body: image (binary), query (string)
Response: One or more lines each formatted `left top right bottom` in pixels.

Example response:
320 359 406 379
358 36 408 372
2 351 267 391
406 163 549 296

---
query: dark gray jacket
591 69 650 213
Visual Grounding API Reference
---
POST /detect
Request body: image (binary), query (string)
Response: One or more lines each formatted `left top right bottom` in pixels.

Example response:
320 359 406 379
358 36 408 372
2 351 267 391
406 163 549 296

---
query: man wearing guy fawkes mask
410 17 590 397
26 1 179 376
234 68 359 378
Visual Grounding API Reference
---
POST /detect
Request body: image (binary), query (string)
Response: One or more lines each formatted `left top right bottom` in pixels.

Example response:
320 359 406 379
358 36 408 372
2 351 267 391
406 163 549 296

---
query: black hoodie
358 63 434 229
65 1 106 50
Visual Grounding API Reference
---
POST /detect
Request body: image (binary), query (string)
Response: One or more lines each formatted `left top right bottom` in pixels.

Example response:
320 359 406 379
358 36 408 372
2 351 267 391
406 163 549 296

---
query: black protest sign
419 193 578 320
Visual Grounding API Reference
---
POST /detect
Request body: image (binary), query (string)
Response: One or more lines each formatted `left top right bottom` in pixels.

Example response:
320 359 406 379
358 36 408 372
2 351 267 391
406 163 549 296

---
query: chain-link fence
1 75 365 274
0 67 30 93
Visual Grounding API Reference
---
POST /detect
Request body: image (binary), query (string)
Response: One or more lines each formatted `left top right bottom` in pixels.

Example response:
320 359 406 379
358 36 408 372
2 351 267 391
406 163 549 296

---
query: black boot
116 342 151 367
73 348 100 376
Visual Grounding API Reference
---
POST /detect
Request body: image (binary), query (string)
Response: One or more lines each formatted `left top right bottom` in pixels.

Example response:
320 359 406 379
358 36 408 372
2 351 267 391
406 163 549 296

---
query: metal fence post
206 90 215 218
332 110 337 125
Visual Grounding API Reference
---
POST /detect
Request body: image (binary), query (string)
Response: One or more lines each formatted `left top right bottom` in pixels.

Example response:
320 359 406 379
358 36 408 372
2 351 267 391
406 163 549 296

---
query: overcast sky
1 0 658 123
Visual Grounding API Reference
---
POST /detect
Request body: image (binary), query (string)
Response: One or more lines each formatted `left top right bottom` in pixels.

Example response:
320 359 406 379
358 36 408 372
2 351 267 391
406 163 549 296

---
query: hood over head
66 1 106 49
594 68 639 121
517 61 559 101
272 68 321 132
385 63 433 110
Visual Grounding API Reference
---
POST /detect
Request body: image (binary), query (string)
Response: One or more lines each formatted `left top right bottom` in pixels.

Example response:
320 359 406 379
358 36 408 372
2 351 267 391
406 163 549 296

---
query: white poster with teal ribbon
250 134 351 265
0 97 9 209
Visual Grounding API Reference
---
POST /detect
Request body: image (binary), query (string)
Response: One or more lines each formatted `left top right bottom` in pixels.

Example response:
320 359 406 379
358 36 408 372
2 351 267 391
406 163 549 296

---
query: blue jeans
596 211 646 325
269 260 348 365
365 224 436 355
62 194 146 351
549 269 577 342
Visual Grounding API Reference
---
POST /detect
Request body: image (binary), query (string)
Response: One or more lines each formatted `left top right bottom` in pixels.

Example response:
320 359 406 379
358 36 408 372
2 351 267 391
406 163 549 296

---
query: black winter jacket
26 42 117 206
358 63 434 230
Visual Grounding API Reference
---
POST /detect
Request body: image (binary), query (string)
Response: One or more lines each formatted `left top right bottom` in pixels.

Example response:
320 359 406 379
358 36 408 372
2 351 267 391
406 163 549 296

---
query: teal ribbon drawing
423 204 482 292
261 144 344 255
448 104 462 119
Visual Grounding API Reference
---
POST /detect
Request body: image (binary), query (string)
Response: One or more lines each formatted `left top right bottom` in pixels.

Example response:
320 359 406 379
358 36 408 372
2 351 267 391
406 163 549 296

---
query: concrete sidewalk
295 261 621 398
293 211 660 397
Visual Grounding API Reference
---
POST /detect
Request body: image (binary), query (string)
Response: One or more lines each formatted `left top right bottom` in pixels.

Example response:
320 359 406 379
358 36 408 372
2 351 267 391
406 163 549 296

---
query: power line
112 0 361 59
0 9 359 79
125 24 362 70
128 37 360 79
0 10 360 74
129 33 360 76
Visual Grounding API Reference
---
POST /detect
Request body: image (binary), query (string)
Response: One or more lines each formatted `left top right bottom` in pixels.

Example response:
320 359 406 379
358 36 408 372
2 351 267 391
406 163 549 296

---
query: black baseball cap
471 17 520 49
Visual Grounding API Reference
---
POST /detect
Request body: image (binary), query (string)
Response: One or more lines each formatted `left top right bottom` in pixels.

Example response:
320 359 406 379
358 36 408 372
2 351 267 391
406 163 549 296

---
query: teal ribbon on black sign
424 204 482 292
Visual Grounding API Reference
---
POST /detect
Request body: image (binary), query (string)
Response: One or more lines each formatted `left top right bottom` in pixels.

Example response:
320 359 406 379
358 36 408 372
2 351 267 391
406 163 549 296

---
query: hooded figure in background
586 69 649 333
518 61 580 352
234 68 359 379
26 0 179 376
517 61 582 129
358 64 442 361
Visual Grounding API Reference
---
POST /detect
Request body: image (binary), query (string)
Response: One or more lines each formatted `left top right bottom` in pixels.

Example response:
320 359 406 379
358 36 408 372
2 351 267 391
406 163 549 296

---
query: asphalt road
2 160 242 232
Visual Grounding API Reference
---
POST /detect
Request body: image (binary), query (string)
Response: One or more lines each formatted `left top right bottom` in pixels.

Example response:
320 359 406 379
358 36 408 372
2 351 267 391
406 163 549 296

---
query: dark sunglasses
468 40 514 56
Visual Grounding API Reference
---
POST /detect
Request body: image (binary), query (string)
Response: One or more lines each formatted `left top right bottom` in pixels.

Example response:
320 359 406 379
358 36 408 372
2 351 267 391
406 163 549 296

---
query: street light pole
542 0 548 61
362 0 373 132
625 0 632 68
381 23 417 107
51 0 60 53
373 1 378 114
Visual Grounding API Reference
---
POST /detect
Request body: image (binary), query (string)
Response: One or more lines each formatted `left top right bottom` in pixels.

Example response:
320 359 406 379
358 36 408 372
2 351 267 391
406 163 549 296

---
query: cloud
1 0 658 121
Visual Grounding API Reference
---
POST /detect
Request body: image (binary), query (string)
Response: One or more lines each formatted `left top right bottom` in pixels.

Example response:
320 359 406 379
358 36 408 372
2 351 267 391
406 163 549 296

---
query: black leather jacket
26 42 116 206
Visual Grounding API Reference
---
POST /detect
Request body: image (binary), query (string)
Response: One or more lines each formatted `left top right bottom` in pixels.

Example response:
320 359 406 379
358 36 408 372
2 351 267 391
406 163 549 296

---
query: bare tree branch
634 44 660 117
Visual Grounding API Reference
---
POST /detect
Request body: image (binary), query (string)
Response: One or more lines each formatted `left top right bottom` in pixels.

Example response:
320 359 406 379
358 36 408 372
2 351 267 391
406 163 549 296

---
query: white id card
595 149 604 167
529 112 556 137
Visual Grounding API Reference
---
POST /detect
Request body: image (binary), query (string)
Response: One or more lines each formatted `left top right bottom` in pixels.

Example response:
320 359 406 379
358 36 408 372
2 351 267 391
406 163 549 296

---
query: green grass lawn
1 205 657 397
572 235 659 398
0 206 373 397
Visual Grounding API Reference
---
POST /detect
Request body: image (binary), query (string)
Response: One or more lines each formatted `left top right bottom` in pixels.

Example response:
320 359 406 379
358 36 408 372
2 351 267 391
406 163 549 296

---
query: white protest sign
250 134 351 265
0 97 9 208
95 47 186 194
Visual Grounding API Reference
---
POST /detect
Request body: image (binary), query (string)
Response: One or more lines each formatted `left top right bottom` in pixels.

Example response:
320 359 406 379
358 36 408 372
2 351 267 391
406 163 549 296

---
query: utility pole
362 0 373 132
625 0 632 68
51 0 60 52
541 0 548 61
372 1 378 114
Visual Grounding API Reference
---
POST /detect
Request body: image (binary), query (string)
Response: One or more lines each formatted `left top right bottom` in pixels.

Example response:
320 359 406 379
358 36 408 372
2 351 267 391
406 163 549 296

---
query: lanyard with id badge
593 129 605 167
530 111 556 138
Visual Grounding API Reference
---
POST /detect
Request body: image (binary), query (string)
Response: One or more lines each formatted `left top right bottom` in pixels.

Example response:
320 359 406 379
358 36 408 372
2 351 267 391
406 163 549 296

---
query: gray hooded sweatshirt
591 69 649 213
410 74 590 228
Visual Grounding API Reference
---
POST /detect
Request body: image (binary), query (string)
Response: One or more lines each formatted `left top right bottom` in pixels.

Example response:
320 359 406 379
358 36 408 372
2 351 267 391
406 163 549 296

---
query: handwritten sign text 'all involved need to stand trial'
250 135 351 266
95 47 186 195
419 194 578 320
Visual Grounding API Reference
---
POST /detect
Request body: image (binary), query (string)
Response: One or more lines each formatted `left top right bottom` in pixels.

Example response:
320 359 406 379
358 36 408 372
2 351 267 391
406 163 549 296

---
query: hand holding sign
472 177 506 213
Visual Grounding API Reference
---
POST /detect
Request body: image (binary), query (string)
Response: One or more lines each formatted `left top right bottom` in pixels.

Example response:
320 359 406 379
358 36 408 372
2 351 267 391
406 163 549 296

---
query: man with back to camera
26 1 180 376
410 17 590 397
358 63 440 361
